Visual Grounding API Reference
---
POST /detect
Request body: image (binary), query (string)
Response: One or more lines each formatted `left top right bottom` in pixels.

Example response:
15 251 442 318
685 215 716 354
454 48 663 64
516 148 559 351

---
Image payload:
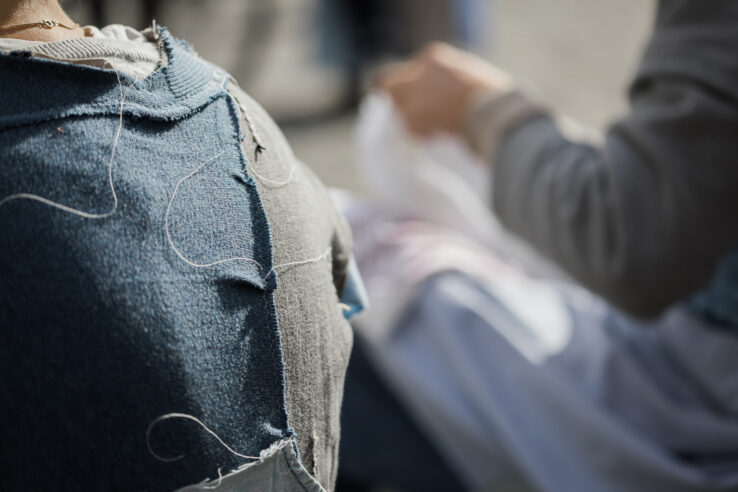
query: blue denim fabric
689 249 738 328
0 29 300 491
341 257 369 320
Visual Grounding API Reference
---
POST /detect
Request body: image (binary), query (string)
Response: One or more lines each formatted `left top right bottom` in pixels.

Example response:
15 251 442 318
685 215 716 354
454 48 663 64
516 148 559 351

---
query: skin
377 42 513 138
0 0 85 41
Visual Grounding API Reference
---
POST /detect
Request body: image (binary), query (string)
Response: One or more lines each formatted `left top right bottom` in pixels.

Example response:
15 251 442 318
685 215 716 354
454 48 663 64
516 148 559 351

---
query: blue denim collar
0 27 228 130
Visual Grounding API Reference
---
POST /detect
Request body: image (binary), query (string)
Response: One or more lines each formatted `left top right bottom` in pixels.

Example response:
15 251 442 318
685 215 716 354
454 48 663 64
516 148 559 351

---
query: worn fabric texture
0 27 353 491
177 439 326 492
227 84 355 488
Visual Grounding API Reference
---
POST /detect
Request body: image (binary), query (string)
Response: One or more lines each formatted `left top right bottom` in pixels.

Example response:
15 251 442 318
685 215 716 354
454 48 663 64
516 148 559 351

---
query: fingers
374 42 511 137
376 59 422 90
377 61 430 134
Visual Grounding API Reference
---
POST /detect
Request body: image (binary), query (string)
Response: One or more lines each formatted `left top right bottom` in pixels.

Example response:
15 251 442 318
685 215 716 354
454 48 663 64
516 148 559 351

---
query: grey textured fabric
228 85 354 489
469 0 738 318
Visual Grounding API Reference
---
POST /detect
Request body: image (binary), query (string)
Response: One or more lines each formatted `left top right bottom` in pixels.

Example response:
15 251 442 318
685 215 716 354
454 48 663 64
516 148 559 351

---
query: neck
0 0 85 41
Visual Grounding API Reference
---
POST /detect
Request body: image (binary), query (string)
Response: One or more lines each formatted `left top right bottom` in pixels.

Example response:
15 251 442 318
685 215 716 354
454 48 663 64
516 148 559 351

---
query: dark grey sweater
481 0 738 317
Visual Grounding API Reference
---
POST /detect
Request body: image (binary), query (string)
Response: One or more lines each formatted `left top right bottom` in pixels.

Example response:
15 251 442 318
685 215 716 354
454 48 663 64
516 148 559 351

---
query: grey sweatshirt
468 0 738 318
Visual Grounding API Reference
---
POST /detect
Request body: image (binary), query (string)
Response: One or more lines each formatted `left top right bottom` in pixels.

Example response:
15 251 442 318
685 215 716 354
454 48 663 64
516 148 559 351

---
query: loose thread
196 467 224 490
164 150 264 271
239 102 265 162
265 247 331 280
146 413 260 463
229 93 298 189
165 151 330 276
247 161 298 189
0 66 138 218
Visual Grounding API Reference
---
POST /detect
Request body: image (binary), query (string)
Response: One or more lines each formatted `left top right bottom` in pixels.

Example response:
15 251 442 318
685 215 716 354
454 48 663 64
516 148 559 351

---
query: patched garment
0 27 360 491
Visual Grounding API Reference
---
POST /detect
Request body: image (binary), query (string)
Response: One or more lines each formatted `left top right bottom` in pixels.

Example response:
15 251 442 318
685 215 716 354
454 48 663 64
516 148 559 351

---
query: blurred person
339 0 738 491
316 0 488 111
0 0 364 490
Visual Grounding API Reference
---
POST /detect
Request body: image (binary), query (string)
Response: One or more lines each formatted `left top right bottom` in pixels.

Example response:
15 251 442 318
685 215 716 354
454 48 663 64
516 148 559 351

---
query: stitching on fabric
162 144 330 280
225 84 299 189
282 441 326 492
0 32 225 131
170 438 300 490
0 91 228 133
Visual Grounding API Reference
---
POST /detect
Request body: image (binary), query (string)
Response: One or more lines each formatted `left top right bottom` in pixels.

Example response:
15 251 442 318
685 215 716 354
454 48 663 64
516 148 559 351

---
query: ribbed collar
0 27 160 66
0 28 229 128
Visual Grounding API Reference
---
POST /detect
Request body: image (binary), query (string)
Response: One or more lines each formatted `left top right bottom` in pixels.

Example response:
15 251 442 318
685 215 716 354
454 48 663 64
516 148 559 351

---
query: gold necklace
0 19 79 32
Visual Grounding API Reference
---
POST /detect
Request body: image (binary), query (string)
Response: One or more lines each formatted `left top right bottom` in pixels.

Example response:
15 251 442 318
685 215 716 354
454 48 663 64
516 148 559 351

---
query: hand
378 42 512 137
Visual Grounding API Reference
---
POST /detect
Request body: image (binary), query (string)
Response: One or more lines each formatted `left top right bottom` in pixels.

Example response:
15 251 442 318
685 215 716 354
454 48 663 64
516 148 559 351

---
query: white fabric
85 24 150 43
0 24 160 78
349 93 566 341
346 93 738 491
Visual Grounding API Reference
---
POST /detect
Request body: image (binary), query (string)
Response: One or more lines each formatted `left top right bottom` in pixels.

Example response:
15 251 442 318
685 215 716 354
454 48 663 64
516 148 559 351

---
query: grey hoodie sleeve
488 0 738 317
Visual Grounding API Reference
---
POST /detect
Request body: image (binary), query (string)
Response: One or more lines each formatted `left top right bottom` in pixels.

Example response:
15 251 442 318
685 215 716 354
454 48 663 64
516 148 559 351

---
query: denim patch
341 256 369 320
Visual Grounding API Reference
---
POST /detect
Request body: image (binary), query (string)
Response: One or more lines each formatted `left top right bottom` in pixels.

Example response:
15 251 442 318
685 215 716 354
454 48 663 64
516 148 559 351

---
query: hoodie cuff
462 88 546 165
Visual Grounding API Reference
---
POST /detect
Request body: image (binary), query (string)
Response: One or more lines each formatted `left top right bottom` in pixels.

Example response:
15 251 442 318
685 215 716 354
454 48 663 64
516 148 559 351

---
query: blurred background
63 0 654 191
